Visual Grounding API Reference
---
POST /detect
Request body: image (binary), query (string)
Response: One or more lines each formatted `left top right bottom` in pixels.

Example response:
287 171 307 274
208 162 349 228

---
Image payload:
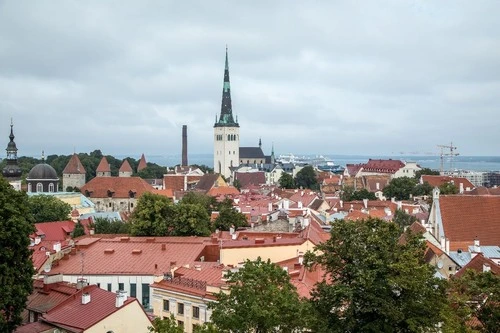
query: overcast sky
1 1 499 158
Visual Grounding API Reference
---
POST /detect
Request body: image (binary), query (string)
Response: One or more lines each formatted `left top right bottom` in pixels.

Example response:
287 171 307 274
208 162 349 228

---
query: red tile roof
345 164 363 177
96 157 111 173
137 153 147 172
276 256 325 299
119 159 133 173
81 177 155 199
14 321 55 333
50 236 211 275
163 175 202 192
454 253 500 278
422 175 475 190
154 188 174 199
34 221 75 241
363 159 405 174
464 186 500 196
62 154 86 175
439 196 500 249
235 172 266 188
42 285 137 331
27 278 80 314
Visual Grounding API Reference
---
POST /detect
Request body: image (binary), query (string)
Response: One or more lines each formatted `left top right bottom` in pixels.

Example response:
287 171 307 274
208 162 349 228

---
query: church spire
2 119 22 178
214 46 239 127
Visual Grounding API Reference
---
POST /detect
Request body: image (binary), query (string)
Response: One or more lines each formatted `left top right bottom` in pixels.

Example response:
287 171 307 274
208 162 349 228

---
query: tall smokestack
182 125 188 167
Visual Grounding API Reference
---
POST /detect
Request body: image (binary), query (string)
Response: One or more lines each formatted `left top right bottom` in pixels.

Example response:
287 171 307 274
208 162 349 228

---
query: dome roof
27 163 58 180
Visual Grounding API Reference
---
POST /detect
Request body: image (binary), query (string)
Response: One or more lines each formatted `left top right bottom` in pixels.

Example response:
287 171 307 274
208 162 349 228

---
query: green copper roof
215 47 239 128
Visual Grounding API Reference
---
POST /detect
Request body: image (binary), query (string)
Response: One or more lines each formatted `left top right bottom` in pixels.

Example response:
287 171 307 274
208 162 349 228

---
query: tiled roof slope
42 285 135 331
14 321 55 333
96 157 111 172
119 159 133 172
363 159 405 173
50 237 210 275
137 153 147 171
34 221 75 241
440 196 500 247
422 175 475 190
454 253 500 278
62 153 86 174
196 174 222 192
27 279 79 313
80 177 155 198
235 172 266 188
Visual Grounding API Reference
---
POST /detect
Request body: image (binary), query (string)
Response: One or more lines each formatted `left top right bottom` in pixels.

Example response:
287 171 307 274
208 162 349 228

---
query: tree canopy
278 172 295 189
295 165 319 190
382 176 418 200
93 217 130 234
393 209 418 231
28 194 72 222
341 186 377 201
213 198 248 231
148 315 183 333
439 182 458 195
72 221 86 238
209 257 310 332
0 177 36 332
415 168 440 179
306 217 448 332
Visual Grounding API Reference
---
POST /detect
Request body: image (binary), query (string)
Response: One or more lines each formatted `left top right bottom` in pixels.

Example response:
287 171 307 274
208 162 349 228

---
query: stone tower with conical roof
2 119 22 190
214 47 240 178
62 153 86 191
119 159 133 177
96 156 111 177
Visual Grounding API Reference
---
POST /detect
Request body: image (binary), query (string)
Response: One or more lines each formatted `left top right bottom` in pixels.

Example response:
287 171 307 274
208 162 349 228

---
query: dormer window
107 189 114 197
129 190 136 198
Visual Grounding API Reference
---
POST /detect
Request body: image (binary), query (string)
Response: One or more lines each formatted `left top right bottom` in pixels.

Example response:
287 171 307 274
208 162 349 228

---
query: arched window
36 183 43 192
228 135 230 141
48 183 54 192
28 183 32 192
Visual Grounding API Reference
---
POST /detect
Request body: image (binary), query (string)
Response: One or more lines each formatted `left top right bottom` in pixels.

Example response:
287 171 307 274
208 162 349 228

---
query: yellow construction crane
437 142 459 174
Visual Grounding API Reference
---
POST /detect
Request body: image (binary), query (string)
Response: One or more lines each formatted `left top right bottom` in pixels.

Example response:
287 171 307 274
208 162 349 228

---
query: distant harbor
137 154 500 172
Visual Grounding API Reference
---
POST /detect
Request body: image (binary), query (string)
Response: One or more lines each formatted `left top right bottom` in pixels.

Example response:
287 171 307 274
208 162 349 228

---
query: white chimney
298 201 303 209
376 182 380 190
115 290 127 308
440 237 446 251
82 293 91 305
53 242 61 253
445 239 450 254
284 200 289 210
363 199 368 209
35 236 41 245
397 201 402 210
183 175 187 191
303 218 310 227
339 200 343 208
483 263 491 273
298 251 304 265
229 225 235 235
268 202 273 212
473 239 481 254
301 190 304 197
459 183 464 194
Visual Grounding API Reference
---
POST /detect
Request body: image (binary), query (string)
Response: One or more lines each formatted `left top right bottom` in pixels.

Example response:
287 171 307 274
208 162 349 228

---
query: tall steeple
2 119 22 179
214 46 239 127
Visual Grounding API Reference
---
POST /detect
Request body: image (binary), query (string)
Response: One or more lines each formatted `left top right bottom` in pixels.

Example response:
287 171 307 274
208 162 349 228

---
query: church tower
2 119 22 190
214 47 239 179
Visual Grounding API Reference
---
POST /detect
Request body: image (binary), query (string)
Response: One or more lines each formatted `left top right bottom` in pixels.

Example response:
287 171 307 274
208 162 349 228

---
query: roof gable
96 157 111 173
62 154 86 174
239 147 265 159
137 154 147 172
80 177 155 198
119 159 133 173
363 159 405 174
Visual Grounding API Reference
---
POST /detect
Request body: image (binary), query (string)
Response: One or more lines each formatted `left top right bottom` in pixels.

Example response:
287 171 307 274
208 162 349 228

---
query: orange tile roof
207 186 240 197
62 153 86 174
119 159 133 173
422 175 475 190
363 159 405 174
454 253 500 278
154 188 174 199
50 236 211 275
81 176 155 199
34 221 76 241
163 175 202 192
276 256 326 299
42 285 138 331
439 196 500 248
96 156 111 172
137 153 147 172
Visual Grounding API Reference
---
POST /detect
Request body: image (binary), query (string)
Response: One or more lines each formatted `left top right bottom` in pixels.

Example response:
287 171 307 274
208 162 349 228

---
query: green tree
233 178 242 191
209 257 310 332
172 203 211 236
28 194 72 222
382 176 418 200
412 181 433 197
415 168 440 180
130 193 174 236
180 192 217 216
295 165 319 190
448 269 500 332
193 323 219 333
0 177 36 332
279 172 296 189
72 221 86 238
350 188 377 201
148 315 183 333
306 218 449 332
213 199 248 231
340 185 355 201
93 217 130 234
393 209 418 231
439 182 458 195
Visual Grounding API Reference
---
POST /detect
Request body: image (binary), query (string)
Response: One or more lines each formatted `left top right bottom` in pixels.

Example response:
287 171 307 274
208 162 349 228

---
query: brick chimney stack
182 125 188 167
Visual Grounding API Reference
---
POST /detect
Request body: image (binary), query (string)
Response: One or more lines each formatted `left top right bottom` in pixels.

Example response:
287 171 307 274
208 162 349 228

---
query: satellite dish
43 263 52 273
437 260 444 269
